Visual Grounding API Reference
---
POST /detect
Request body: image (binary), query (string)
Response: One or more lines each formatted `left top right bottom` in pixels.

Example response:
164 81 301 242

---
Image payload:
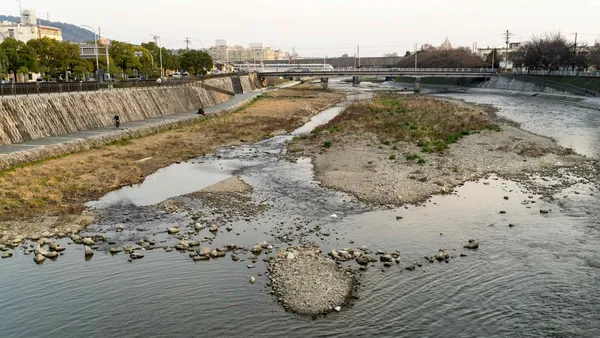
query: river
1 82 599 337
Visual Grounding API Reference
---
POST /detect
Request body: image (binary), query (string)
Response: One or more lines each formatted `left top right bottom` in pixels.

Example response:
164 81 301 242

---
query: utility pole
571 32 578 55
185 37 191 51
503 30 513 72
357 45 360 68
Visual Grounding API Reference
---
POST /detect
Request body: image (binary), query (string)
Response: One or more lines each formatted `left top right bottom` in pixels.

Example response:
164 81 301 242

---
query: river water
1 82 600 337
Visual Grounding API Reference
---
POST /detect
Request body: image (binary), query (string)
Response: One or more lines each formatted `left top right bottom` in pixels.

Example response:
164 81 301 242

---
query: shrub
323 140 332 148
389 154 396 160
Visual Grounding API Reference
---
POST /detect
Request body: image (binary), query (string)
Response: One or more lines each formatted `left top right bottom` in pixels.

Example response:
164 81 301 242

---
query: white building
0 10 63 44
477 42 521 70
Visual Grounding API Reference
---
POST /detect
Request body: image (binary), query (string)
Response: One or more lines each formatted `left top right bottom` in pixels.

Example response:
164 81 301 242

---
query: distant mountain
0 15 96 42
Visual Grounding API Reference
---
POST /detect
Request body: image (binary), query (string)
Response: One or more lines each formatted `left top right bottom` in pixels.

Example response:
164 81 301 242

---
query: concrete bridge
258 68 496 92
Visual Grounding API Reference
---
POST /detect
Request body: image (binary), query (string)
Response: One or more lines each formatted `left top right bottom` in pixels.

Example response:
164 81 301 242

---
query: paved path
0 82 299 156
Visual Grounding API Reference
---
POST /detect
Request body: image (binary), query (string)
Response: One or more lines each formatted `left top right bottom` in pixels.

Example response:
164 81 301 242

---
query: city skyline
0 0 598 57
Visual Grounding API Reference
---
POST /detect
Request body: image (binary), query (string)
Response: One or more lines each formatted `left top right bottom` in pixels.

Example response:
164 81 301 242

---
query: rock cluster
268 247 357 315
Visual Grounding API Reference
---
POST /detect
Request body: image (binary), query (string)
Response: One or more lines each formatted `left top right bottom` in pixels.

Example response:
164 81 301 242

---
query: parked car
173 72 182 79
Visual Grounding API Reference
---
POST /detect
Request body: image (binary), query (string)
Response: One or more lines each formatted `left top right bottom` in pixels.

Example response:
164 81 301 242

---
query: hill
0 15 95 42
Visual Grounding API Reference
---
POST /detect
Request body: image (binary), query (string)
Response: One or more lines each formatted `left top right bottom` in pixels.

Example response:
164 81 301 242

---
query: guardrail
258 67 497 74
0 72 245 97
513 69 600 78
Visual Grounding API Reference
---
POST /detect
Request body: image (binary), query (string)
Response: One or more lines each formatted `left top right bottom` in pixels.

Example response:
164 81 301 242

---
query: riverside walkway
0 81 298 156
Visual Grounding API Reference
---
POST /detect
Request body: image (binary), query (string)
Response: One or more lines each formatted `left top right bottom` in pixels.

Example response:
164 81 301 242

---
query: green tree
181 50 213 75
485 48 501 69
0 38 39 82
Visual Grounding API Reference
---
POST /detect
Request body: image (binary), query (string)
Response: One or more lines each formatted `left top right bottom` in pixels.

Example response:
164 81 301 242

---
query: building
207 40 287 62
477 42 521 70
0 9 63 43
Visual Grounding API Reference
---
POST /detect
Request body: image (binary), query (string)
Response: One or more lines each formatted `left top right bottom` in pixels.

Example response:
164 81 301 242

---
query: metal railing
258 67 497 73
513 69 600 78
0 72 244 97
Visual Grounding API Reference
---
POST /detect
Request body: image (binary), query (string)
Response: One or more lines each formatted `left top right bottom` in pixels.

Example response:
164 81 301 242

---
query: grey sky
1 0 598 56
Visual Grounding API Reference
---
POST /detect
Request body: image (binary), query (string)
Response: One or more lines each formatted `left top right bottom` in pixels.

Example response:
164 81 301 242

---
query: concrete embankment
0 74 260 147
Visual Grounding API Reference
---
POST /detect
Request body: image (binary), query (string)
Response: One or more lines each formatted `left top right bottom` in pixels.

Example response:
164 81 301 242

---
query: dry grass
293 93 498 152
0 85 343 225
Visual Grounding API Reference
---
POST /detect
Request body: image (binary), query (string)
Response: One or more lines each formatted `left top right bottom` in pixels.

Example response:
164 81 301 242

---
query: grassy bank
291 93 497 153
0 85 344 242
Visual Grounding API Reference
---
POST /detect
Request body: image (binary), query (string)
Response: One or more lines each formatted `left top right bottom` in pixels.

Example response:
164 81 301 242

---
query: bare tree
589 45 600 70
513 33 572 70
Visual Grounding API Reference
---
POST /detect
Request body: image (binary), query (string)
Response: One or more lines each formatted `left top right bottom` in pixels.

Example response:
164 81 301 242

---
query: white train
234 63 334 73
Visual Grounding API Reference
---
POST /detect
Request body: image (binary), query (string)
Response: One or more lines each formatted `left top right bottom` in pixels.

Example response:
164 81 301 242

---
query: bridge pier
352 76 360 86
414 78 421 93
320 77 329 89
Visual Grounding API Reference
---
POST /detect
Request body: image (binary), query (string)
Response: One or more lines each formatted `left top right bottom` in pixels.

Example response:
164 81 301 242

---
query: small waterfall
0 77 238 146
240 76 253 93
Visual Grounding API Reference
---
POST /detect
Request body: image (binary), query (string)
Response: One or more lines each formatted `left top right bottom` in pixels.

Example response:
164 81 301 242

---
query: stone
84 246 94 256
464 239 479 249
383 262 392 268
380 254 393 262
226 225 233 232
232 255 240 261
110 247 122 254
499 211 506 214
130 252 144 260
540 209 549 214
250 277 256 284
71 235 82 244
209 225 219 233
195 223 204 231
330 214 338 219
167 227 180 234
47 241 57 251
199 247 212 256
334 306 341 312
0 244 7 251
193 255 210 261
504 196 509 200
435 250 449 261
247 264 255 269
210 250 226 258
286 252 295 260
509 224 515 228
405 266 415 271
82 237 95 246
2 252 13 258
376 250 385 255
189 241 201 247
45 251 58 258
54 246 66 252
356 256 371 266
34 254 46 263
251 245 263 254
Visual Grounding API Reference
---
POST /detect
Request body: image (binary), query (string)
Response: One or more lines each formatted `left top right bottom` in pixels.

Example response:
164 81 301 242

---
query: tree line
0 37 214 82
397 41 488 68
513 33 600 71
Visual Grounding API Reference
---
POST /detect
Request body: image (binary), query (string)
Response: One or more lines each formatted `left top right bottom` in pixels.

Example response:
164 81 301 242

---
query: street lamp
150 34 163 78
81 25 100 81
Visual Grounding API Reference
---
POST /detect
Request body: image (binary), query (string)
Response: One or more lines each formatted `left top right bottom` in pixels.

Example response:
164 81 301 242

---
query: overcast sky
1 0 598 56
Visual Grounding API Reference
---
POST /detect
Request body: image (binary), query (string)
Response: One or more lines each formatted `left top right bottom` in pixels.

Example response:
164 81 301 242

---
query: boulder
356 256 371 266
2 252 13 258
71 235 82 244
210 250 226 258
84 246 94 256
195 223 204 231
34 254 46 263
226 225 233 232
193 255 210 261
167 227 180 234
199 247 212 256
82 237 95 246
380 254 393 262
251 245 263 254
130 252 144 260
109 247 123 254
209 225 219 233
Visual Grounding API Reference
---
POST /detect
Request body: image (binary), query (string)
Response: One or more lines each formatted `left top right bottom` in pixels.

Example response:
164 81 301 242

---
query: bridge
258 68 496 92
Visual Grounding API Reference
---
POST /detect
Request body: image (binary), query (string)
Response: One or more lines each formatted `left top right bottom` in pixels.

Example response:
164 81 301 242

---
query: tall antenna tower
16 0 23 16
185 37 191 51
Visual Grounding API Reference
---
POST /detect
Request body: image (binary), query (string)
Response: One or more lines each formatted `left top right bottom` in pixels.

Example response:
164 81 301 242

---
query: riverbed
1 82 599 337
